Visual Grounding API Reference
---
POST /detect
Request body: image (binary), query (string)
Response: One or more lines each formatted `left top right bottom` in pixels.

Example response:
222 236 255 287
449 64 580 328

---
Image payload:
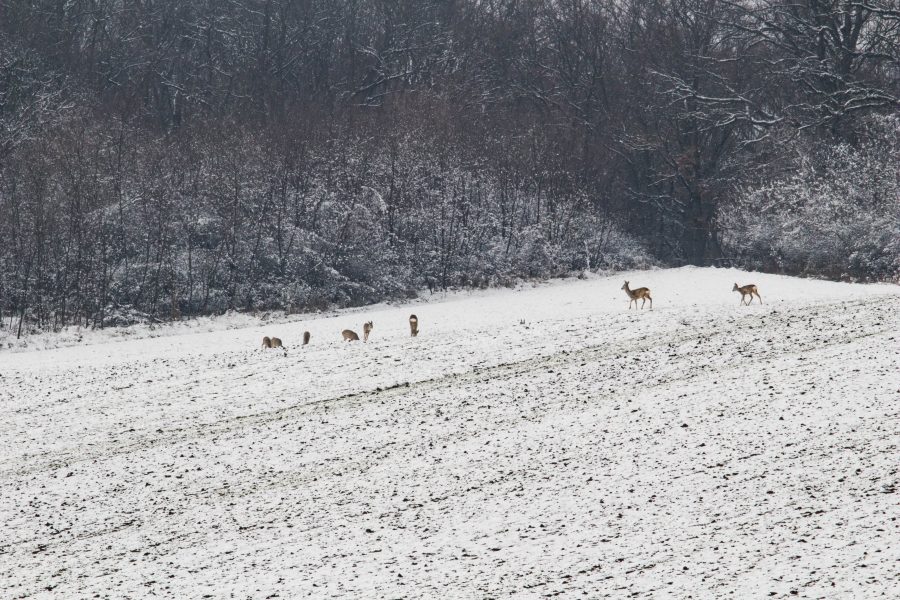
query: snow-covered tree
721 115 900 281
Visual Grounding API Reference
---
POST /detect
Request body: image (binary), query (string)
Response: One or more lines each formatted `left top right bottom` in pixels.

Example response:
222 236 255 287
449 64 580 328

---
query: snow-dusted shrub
575 216 656 273
510 226 558 277
720 116 900 281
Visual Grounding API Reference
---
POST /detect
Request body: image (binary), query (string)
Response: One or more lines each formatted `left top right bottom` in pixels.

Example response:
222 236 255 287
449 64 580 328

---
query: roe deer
622 281 652 309
733 283 762 305
342 329 360 341
409 314 419 337
363 321 373 342
303 331 311 345
261 336 285 353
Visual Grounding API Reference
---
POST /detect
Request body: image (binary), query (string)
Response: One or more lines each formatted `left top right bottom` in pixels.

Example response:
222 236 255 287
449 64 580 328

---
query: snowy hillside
1 268 898 598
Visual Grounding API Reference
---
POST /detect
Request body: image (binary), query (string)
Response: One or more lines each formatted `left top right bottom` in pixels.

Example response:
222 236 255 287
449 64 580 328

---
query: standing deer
621 281 652 309
409 314 419 337
303 331 311 345
342 329 360 341
733 283 762 305
363 321 373 342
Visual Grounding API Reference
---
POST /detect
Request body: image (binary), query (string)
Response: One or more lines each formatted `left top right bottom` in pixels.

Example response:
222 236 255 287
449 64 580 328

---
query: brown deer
622 281 652 309
733 283 762 305
363 321 373 342
261 336 285 353
409 314 419 337
303 331 311 345
342 329 360 341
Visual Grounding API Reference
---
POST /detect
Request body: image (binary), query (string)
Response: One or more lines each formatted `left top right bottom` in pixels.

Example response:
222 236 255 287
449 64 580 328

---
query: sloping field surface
1 268 898 598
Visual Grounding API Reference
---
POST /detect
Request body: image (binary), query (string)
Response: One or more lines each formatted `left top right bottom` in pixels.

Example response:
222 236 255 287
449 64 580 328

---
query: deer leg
756 293 762 304
640 297 646 309
648 296 652 309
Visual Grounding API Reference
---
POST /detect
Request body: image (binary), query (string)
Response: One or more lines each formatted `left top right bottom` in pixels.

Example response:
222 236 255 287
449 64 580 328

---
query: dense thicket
1 0 898 333
722 115 900 280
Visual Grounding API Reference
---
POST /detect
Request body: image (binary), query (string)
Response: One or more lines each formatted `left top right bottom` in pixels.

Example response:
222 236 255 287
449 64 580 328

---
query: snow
1 267 898 598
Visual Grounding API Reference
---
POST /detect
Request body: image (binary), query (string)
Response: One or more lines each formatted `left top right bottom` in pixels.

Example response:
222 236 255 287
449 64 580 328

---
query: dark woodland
1 0 898 334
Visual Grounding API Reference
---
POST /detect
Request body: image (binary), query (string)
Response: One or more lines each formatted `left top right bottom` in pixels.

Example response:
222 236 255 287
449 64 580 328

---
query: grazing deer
363 321 373 342
622 281 652 309
342 329 360 341
303 331 311 345
733 283 762 305
261 336 286 353
409 314 419 337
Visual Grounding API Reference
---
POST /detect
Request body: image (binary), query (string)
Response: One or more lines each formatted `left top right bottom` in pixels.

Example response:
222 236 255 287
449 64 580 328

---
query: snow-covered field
1 267 898 599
